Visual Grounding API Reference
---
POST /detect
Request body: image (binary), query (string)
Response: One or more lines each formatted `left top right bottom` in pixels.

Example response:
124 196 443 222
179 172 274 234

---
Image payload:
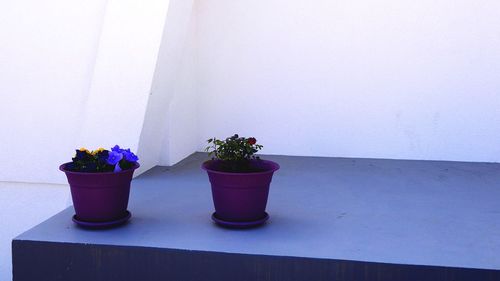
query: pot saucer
211 212 269 229
72 211 131 229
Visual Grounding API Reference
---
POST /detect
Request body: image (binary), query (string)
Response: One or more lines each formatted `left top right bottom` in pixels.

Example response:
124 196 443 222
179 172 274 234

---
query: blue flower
122 149 139 163
114 163 122 172
111 145 123 153
106 151 123 165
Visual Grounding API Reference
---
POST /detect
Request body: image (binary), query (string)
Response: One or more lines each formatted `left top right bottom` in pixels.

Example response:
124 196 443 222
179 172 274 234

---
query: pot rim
59 162 140 175
202 159 280 176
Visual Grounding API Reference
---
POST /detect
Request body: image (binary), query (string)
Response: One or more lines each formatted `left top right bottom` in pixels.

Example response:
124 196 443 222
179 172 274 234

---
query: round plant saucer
211 212 269 229
72 211 131 229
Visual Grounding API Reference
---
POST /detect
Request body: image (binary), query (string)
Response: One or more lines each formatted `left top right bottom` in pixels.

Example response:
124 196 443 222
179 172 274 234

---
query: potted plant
59 145 139 228
202 134 280 228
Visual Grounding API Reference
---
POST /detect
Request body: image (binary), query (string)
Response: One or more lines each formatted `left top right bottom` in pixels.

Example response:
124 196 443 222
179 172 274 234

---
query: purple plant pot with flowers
203 134 279 227
60 145 139 224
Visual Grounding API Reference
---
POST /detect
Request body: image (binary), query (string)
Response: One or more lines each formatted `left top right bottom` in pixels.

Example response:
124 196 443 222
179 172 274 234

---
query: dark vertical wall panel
13 241 500 281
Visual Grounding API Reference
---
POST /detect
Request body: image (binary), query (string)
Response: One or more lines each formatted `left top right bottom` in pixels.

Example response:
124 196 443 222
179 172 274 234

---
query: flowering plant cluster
206 134 263 172
67 145 139 173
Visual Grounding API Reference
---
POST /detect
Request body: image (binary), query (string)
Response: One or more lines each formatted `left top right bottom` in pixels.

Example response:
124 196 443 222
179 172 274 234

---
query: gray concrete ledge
12 153 500 280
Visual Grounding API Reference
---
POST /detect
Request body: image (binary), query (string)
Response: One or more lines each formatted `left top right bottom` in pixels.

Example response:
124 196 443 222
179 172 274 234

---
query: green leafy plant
206 134 263 172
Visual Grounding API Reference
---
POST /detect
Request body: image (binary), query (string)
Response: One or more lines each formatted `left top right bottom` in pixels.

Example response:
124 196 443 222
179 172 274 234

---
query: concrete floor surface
15 153 500 272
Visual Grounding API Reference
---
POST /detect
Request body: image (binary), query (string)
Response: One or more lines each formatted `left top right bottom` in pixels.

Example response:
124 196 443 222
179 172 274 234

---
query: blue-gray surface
15 153 500 270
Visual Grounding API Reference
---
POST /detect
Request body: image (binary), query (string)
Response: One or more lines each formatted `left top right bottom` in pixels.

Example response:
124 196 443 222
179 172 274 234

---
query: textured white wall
0 1 107 183
195 0 500 162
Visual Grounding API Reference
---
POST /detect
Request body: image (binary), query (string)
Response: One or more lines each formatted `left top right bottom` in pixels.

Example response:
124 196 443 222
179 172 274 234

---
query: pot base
72 210 131 229
211 212 269 229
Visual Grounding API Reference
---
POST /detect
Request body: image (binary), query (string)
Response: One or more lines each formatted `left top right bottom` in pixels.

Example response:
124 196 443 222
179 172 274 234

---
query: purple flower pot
202 159 280 222
60 163 139 222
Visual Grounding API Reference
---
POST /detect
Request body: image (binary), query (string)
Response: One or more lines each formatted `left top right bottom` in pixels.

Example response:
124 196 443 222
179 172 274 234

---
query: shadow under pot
202 159 280 225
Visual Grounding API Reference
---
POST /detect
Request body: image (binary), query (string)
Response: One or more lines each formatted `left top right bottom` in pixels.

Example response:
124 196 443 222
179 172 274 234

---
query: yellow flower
91 147 105 155
79 147 90 153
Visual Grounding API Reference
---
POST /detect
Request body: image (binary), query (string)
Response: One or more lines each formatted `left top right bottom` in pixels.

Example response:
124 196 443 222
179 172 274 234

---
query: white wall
0 1 107 183
2 0 500 185
80 0 171 176
139 0 198 168
0 0 172 183
196 0 500 163
160 1 198 166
